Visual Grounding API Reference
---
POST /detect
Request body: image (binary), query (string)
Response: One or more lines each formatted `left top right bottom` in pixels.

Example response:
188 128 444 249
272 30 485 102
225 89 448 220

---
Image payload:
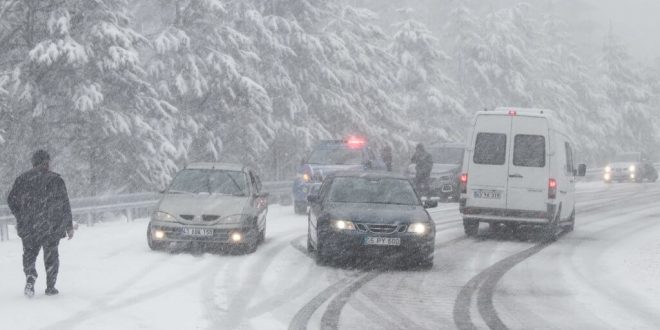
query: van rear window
474 133 507 165
513 135 546 167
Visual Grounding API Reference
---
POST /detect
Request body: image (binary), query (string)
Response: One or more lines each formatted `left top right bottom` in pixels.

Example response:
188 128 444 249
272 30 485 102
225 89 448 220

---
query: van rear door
467 115 511 209
506 116 549 212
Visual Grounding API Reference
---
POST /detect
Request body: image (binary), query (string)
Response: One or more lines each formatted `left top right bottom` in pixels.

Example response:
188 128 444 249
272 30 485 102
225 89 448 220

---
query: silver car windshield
428 147 464 165
327 177 420 205
168 169 248 196
613 153 640 162
308 147 363 165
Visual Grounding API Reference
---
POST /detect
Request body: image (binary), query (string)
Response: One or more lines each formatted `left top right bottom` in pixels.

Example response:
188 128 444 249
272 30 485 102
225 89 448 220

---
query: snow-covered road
2 182 660 329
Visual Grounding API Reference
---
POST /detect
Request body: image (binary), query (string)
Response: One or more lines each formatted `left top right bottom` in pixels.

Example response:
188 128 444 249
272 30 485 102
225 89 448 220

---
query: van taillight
548 178 557 199
460 173 468 194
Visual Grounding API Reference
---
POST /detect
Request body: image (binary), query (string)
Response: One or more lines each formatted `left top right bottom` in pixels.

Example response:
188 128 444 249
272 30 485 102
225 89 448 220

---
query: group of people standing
380 143 434 197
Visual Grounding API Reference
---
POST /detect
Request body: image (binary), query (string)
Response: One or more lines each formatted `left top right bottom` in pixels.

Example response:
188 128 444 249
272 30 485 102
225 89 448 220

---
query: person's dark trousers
22 238 60 289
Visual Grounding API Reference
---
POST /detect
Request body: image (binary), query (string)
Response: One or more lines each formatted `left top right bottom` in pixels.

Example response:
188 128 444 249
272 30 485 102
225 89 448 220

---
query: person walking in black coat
411 143 433 198
7 150 74 297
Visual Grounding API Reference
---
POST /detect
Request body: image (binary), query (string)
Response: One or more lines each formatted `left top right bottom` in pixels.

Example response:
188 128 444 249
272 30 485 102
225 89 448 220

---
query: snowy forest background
1 0 659 197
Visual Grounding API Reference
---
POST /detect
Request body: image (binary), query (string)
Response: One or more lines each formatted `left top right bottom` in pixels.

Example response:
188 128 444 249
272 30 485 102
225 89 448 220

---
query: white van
459 108 586 239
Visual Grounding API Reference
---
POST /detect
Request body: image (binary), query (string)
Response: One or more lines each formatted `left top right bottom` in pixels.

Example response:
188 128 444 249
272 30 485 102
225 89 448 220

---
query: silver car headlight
407 223 428 235
152 211 176 222
629 165 636 172
221 214 247 224
604 166 612 173
333 220 356 230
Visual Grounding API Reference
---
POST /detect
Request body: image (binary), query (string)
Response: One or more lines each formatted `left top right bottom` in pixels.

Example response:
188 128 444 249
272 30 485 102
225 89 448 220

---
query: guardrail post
126 208 133 222
0 220 8 241
87 212 94 227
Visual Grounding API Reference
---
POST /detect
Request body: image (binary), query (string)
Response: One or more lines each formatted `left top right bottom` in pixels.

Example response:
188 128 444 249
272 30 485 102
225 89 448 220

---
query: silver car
147 163 268 253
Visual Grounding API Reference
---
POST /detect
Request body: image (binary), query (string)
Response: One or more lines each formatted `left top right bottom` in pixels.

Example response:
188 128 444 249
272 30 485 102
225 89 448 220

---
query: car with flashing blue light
306 171 437 268
292 137 385 214
147 163 269 253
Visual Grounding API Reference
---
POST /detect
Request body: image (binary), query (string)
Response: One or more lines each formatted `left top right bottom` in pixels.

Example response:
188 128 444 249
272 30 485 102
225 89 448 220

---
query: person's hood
157 193 249 219
322 202 430 224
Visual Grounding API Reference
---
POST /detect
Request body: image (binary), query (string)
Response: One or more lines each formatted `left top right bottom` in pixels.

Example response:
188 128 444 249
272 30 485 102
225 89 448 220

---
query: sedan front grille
365 224 399 234
202 215 220 221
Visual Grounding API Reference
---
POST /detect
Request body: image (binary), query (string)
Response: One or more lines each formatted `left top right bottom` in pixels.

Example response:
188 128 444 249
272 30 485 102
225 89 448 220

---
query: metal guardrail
0 181 292 242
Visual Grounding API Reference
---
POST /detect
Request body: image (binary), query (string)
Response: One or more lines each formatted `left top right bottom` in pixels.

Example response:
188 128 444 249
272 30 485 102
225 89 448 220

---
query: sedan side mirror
307 194 320 204
577 164 587 177
424 200 438 209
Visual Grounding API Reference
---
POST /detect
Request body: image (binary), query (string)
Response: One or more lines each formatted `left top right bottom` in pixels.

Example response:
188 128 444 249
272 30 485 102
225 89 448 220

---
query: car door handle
508 174 523 178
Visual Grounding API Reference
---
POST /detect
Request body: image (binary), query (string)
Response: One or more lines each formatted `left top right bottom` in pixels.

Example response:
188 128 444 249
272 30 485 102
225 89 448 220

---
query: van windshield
613 153 640 162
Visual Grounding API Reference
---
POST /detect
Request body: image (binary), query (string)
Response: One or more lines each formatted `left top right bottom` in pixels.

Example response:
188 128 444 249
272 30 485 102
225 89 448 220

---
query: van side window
565 142 574 175
513 135 545 167
474 133 507 165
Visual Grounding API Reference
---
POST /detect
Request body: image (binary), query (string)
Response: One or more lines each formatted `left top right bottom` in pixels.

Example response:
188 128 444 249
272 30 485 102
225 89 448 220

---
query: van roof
477 107 557 118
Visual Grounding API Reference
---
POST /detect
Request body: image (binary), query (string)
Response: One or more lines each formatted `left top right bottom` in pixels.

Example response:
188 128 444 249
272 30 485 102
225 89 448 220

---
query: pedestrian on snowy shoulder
381 146 393 172
7 150 74 297
411 143 433 198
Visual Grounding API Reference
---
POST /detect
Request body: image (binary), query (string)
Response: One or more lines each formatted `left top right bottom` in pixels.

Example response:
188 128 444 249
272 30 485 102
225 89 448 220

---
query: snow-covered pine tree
599 28 657 155
390 9 466 143
148 0 276 174
3 0 181 195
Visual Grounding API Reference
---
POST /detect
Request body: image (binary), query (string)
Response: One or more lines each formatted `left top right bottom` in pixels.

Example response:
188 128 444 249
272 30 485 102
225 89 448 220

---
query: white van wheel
463 219 479 237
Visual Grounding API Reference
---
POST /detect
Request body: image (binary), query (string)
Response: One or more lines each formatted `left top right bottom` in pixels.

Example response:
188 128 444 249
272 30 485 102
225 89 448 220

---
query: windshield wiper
227 175 246 196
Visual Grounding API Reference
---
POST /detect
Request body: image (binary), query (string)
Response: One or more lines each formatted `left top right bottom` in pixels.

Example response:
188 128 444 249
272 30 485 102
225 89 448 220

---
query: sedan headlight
152 211 176 222
221 214 247 224
629 165 636 172
407 223 428 235
333 220 356 230
604 166 612 173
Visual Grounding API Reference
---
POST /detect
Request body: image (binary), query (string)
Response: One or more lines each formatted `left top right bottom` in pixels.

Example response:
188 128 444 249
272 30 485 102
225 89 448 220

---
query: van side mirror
423 200 438 209
577 164 587 177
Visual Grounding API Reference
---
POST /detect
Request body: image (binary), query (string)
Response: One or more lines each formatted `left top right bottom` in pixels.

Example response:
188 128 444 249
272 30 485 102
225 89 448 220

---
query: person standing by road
411 143 433 198
381 145 393 172
7 150 74 297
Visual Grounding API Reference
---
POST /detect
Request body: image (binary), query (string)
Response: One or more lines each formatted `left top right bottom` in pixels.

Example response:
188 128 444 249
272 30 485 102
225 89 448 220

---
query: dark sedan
306 171 437 268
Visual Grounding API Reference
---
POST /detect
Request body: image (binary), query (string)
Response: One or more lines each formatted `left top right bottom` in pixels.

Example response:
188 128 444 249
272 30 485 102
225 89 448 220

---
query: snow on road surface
2 182 660 329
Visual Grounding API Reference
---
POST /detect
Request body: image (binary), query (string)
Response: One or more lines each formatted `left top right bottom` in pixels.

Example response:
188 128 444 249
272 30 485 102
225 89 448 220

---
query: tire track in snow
207 233 303 330
453 183 660 330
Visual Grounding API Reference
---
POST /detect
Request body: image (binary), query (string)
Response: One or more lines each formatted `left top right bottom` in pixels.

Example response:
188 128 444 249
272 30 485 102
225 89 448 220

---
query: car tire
564 209 575 232
307 221 315 253
463 219 479 237
294 201 307 215
545 208 562 241
258 222 266 243
314 231 331 265
243 226 259 254
147 225 165 251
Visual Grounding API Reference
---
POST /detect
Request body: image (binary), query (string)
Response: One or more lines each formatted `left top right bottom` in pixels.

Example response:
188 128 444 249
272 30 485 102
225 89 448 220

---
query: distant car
407 143 465 201
292 137 385 214
306 171 437 268
603 152 658 183
147 163 269 253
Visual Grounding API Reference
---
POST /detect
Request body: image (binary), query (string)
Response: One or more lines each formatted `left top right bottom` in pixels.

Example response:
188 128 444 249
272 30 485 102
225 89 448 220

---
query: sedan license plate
365 237 401 246
473 189 502 199
182 228 213 236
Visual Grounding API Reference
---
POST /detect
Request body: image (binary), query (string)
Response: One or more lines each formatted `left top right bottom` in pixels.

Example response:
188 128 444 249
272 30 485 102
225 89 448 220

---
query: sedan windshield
168 169 247 195
308 147 363 165
327 177 420 205
613 153 640 162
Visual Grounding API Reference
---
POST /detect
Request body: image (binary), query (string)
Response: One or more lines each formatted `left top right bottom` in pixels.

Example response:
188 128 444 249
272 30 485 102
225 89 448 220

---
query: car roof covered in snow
327 170 409 180
185 162 247 172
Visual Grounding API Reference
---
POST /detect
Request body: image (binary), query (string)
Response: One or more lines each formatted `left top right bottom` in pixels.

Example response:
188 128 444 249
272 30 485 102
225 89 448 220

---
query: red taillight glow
508 110 517 116
460 173 468 194
346 136 366 149
548 178 557 199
